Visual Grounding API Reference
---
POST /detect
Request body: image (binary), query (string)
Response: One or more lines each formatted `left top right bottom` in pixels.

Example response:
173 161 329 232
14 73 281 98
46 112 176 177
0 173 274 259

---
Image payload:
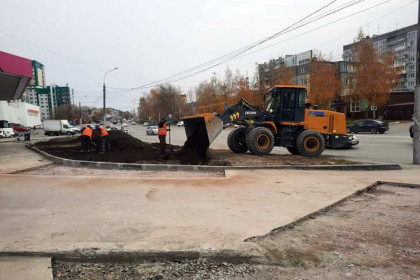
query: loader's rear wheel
227 127 248 153
296 130 325 157
287 146 300 155
246 127 274 155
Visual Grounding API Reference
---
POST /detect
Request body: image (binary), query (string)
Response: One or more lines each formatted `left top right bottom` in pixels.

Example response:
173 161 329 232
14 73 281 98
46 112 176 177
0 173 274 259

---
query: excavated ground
52 185 420 279
34 131 355 166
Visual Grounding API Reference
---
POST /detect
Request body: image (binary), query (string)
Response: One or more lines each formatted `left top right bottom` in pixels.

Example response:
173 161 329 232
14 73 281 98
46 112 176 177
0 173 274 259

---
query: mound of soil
34 131 356 166
35 131 207 165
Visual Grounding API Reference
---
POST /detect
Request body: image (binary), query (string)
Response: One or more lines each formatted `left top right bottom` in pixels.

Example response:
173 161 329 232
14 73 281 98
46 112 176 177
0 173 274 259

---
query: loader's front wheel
246 127 274 155
227 127 248 153
296 130 325 157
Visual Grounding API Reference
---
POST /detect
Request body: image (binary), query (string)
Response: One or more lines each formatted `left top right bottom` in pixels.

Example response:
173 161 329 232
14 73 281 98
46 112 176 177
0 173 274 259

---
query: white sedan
146 126 158 135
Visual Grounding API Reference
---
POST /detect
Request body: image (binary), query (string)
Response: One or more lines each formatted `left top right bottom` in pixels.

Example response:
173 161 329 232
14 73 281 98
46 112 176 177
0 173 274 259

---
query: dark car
410 124 414 138
347 120 389 134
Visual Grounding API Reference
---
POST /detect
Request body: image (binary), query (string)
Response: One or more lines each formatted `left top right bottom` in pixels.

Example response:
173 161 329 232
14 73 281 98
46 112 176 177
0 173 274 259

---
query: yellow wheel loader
183 85 353 157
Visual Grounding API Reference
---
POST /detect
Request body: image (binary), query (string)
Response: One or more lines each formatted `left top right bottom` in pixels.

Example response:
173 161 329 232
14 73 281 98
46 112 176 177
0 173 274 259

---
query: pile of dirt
35 131 207 165
34 131 356 166
179 133 210 165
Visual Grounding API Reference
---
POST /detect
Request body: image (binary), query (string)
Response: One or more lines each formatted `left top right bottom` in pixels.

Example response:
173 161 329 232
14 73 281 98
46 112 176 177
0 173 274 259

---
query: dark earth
34 131 355 166
53 185 420 279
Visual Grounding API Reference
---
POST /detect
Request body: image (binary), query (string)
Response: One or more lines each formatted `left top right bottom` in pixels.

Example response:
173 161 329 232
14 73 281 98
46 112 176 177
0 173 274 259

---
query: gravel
53 259 257 280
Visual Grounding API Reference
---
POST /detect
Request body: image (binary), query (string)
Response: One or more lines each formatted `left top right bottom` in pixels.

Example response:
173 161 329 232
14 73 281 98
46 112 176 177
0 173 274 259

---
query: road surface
130 122 414 165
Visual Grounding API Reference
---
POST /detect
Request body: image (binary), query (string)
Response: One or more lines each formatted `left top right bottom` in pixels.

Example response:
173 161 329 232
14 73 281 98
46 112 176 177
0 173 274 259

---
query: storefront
0 101 41 127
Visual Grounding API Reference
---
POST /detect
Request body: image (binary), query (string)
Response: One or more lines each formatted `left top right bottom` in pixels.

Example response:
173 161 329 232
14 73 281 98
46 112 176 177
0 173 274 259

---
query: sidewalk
0 167 419 260
0 142 51 174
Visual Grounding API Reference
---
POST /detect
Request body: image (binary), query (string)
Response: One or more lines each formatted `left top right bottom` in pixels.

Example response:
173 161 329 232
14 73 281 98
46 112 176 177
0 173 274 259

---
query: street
1 122 413 165
129 122 414 166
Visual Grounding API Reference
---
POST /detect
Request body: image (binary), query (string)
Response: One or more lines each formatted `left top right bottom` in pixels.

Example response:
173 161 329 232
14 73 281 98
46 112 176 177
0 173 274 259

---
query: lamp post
414 1 420 164
103 67 118 125
213 72 228 110
78 94 88 125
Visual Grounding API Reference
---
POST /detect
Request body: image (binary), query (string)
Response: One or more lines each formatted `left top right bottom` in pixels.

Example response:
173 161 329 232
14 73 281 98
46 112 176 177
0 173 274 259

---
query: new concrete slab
0 257 52 280
0 142 51 174
0 168 419 259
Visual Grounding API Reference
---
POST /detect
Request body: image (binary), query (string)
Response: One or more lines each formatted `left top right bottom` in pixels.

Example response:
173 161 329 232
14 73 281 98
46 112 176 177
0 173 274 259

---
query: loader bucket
182 113 223 147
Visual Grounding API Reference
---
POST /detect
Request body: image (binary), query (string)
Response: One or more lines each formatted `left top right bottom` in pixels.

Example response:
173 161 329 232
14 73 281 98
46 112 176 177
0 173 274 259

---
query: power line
0 27 152 83
234 0 399 60
124 0 365 91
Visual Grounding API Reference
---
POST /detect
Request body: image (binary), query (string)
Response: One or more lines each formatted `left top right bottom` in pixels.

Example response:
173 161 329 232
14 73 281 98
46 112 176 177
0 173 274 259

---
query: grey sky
0 0 417 111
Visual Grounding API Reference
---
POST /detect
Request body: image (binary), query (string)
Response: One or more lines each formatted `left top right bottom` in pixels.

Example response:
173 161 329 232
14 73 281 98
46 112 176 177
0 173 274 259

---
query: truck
43 120 79 136
183 85 355 157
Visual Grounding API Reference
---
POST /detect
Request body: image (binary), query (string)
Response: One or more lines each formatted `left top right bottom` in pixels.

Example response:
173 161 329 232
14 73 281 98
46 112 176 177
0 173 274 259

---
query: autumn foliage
278 65 294 85
308 60 340 108
350 38 400 106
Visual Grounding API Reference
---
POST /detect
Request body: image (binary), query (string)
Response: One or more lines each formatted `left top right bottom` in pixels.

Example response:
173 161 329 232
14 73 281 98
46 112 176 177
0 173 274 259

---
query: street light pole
414 1 420 164
103 67 118 125
213 72 228 110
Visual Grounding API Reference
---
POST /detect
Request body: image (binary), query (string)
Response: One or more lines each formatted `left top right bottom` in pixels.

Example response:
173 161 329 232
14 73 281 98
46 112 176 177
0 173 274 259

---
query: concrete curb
6 163 55 174
244 181 420 242
0 248 264 265
26 144 402 172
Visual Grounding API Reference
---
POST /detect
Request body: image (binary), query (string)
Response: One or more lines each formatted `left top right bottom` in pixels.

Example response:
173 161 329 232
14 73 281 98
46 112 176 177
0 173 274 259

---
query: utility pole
79 101 82 125
103 67 118 125
414 0 420 164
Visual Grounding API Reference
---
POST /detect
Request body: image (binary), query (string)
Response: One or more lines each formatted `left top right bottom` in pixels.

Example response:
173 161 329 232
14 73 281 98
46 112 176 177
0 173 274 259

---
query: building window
350 97 360 112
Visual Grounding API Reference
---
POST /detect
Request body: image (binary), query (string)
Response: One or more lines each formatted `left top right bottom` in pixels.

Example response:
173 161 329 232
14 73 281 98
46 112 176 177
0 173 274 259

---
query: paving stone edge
26 144 402 172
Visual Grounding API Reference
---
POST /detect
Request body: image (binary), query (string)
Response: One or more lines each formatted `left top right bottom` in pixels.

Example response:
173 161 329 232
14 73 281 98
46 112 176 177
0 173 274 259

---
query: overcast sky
0 0 417 111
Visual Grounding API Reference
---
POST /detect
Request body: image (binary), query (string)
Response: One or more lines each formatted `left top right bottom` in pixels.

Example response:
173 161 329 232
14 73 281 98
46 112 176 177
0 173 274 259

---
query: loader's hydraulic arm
182 99 264 147
219 98 265 125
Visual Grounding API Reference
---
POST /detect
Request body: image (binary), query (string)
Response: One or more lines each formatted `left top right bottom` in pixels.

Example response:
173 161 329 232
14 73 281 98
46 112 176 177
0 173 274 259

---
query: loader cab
266 85 307 123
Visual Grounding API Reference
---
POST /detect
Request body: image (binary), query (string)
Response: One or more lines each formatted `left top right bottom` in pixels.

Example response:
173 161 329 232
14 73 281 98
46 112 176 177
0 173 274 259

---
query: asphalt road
2 122 412 165
129 122 415 165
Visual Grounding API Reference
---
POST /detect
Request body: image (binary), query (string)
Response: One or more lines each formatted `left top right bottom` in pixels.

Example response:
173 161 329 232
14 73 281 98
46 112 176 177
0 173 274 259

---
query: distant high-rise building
24 60 45 105
36 85 73 120
343 24 417 92
258 50 313 89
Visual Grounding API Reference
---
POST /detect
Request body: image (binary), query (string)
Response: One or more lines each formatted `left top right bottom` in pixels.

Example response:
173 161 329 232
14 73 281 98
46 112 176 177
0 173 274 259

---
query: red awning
0 51 33 100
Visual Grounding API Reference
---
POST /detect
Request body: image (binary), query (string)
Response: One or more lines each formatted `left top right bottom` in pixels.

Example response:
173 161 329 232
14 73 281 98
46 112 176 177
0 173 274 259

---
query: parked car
177 121 184 127
109 126 118 131
12 124 30 132
143 122 150 126
121 122 128 127
347 120 389 134
0 128 15 138
122 127 129 134
410 124 414 138
131 121 137 125
146 125 158 135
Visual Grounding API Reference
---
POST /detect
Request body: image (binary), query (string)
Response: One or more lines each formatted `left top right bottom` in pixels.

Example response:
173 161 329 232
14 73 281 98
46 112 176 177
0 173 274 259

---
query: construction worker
158 118 168 154
95 124 110 153
80 124 93 152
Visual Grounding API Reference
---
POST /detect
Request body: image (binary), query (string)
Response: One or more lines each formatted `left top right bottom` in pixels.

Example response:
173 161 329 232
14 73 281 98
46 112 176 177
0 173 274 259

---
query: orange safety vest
82 127 92 139
99 127 109 137
158 124 167 136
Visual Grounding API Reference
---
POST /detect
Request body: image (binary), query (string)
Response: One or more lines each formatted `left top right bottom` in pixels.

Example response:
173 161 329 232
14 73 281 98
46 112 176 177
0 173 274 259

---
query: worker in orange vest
80 124 93 152
95 124 110 153
158 118 169 154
